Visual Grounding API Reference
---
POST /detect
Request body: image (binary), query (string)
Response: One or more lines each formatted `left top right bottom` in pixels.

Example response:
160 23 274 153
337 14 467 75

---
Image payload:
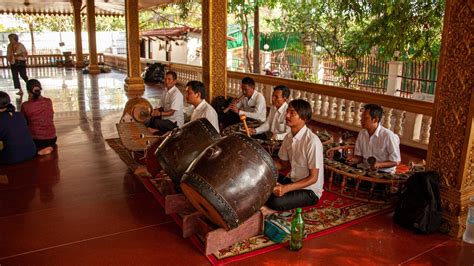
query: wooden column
71 0 84 68
427 0 474 238
86 0 100 74
202 0 227 102
124 0 145 97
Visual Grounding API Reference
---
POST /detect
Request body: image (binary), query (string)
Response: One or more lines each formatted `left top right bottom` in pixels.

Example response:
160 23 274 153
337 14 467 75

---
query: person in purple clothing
0 91 36 164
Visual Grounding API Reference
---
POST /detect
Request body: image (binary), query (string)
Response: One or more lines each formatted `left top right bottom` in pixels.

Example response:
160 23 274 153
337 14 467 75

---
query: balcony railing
0 53 105 68
15 53 431 150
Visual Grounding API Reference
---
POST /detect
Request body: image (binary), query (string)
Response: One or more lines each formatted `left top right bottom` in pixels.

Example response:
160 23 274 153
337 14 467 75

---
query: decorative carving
427 1 474 237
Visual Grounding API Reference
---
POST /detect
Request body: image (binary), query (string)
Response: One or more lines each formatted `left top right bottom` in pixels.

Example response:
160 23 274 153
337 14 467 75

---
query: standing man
346 103 401 173
145 71 184 134
230 77 266 122
185 80 219 133
261 99 324 213
249 85 290 140
6 34 28 95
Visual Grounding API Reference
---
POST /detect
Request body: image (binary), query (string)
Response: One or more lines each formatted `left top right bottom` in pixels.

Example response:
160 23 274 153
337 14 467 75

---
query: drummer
185 80 220 133
346 103 401 173
229 77 267 123
261 99 324 213
248 85 290 141
145 71 184 134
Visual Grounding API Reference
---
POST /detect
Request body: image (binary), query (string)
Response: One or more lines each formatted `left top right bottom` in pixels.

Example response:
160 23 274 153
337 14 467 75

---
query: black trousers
10 62 28 90
34 137 57 150
145 117 177 133
266 175 319 211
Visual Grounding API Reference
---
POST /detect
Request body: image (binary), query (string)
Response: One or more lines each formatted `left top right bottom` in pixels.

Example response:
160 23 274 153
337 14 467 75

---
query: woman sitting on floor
0 91 36 164
21 79 57 155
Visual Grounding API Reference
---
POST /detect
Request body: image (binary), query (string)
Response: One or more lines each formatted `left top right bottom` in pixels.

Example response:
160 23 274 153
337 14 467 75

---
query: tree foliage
270 0 444 85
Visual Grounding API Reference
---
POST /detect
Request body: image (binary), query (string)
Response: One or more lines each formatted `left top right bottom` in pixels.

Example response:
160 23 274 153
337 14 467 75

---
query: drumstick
240 115 251 137
139 133 162 139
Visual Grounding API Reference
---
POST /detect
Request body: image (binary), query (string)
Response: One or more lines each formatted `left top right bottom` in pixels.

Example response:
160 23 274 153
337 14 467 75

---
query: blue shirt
0 111 36 164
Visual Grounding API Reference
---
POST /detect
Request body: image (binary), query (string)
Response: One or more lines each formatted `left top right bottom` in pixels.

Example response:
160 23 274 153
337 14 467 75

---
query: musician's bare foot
260 206 277 217
38 146 53 155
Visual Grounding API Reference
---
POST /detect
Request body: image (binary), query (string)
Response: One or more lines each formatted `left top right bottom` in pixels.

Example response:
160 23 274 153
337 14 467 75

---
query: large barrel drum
181 133 278 230
155 118 221 187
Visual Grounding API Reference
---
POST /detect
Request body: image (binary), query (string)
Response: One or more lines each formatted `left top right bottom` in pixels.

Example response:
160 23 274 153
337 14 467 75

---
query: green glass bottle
290 208 304 251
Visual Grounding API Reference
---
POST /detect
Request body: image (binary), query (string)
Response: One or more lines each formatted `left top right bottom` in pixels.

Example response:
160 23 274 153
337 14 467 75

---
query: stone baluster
353 102 364 127
344 100 353 124
392 109 404 136
420 115 432 144
314 94 322 116
328 97 336 119
383 107 393 130
321 95 329 118
336 98 345 122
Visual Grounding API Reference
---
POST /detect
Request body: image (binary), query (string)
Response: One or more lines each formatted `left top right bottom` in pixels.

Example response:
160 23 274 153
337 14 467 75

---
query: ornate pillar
124 0 145 97
71 0 84 68
86 0 100 74
202 0 227 102
427 0 474 238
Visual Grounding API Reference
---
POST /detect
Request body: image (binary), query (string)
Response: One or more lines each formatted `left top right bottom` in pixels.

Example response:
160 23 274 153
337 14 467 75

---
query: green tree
271 0 444 86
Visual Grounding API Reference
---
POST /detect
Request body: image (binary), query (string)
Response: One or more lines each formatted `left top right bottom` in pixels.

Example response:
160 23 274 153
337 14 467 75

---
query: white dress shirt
255 102 290 140
162 85 184 127
354 124 401 173
237 90 266 122
190 100 220 133
278 125 325 198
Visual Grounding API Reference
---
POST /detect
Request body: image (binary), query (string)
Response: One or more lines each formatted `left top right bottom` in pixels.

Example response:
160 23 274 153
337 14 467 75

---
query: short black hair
241 77 255 87
289 99 312 122
0 91 11 108
166 70 177 80
8 33 18 42
273 85 290 99
186 80 206 99
363 103 383 122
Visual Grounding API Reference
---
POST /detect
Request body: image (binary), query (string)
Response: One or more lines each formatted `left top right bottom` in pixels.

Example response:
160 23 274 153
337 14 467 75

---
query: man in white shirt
145 71 184 134
185 80 220 133
230 77 266 122
262 99 324 212
347 104 401 173
249 85 290 140
6 33 28 95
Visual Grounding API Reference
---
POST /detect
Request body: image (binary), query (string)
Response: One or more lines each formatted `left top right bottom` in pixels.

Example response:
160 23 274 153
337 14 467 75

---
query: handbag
263 214 291 243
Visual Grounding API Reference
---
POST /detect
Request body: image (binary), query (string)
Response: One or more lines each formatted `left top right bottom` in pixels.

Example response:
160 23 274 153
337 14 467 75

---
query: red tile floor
0 68 472 265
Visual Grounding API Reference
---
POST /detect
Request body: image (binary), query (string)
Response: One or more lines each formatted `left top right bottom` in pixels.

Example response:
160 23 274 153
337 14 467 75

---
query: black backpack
393 171 442 234
142 63 165 83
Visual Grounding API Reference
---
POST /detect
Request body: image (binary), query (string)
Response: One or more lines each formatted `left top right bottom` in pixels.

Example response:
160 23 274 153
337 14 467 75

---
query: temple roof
0 0 188 17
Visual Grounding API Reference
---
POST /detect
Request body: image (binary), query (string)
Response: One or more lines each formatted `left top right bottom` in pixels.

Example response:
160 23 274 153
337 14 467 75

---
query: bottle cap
296 208 302 213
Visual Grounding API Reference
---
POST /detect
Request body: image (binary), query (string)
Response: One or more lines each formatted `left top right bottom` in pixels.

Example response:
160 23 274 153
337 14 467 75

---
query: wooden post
124 0 145 97
71 0 84 69
86 0 100 74
427 0 474 238
202 0 227 102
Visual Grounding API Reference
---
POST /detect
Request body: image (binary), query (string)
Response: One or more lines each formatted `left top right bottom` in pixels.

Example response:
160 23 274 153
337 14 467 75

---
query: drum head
181 182 229 230
132 105 152 123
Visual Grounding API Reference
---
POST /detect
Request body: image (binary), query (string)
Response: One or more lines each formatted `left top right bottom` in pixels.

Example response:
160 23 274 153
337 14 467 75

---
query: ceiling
0 0 186 16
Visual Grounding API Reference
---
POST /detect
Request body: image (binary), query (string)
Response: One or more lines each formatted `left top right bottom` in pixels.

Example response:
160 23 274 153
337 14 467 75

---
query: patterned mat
107 139 394 265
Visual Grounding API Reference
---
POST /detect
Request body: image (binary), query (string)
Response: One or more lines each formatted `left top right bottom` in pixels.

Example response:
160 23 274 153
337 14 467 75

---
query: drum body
155 118 221 187
181 133 278 230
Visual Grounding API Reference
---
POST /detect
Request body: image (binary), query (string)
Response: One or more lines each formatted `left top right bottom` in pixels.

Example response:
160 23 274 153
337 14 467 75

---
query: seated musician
346 103 401 173
249 85 290 140
145 71 184 134
185 80 220 133
229 77 266 123
261 99 324 213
